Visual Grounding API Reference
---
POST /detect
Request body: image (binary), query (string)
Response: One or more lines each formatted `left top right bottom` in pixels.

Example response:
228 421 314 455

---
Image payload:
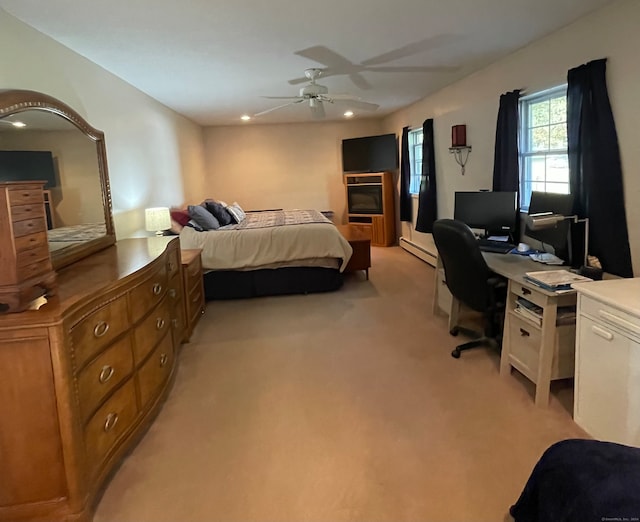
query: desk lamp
525 212 589 267
145 207 171 236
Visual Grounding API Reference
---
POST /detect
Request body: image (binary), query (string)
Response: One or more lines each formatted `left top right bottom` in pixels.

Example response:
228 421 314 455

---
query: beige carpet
94 246 587 522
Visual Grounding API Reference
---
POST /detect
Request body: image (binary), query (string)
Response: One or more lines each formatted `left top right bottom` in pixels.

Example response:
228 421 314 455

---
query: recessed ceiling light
344 111 354 118
8 121 26 128
241 115 251 121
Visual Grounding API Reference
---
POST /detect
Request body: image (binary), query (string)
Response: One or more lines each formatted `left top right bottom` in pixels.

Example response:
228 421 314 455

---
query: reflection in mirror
0 90 115 269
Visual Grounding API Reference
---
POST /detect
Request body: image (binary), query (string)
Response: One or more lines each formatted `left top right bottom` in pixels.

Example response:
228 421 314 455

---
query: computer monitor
525 191 574 263
454 191 518 236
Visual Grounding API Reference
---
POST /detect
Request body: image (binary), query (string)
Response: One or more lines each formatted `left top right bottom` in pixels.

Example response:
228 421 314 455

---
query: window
408 128 423 194
519 86 569 210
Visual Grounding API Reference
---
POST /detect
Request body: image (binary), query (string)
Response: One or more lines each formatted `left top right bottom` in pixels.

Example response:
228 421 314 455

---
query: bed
47 223 107 252
178 209 353 299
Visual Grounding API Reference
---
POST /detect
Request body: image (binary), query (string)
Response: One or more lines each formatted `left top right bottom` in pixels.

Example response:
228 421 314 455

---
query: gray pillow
204 199 233 226
188 205 220 230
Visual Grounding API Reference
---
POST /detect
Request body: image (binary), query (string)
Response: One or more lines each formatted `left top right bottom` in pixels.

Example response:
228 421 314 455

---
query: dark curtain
492 89 521 193
415 119 437 233
399 126 412 222
567 58 632 277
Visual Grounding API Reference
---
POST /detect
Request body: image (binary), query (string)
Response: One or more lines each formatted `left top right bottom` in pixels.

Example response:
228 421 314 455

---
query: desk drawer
511 282 546 308
508 314 575 381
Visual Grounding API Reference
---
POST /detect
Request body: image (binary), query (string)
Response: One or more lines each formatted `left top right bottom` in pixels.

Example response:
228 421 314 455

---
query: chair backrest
432 219 493 313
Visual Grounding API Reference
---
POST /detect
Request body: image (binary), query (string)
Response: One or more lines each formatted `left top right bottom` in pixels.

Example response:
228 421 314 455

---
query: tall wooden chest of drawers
0 237 187 522
0 181 57 312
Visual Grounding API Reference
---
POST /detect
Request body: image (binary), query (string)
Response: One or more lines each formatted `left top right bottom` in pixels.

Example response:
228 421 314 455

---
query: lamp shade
145 207 171 234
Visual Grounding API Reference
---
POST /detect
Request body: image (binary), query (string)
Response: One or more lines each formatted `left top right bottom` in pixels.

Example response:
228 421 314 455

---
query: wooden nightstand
336 224 372 279
181 249 205 341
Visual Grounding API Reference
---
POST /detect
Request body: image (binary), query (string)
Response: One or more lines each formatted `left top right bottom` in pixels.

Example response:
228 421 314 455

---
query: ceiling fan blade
254 99 304 117
367 65 459 73
310 101 325 120
330 98 379 112
349 73 372 90
262 95 304 100
294 45 355 69
361 34 459 66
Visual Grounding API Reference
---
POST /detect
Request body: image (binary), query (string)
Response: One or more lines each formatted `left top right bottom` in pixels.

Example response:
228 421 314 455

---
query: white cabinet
573 279 640 446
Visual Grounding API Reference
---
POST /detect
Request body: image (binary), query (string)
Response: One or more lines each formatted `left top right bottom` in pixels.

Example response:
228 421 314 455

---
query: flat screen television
0 150 57 188
342 133 398 173
454 191 518 235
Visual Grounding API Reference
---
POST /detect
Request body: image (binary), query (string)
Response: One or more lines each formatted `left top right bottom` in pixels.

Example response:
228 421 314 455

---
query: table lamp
145 207 171 236
525 212 589 267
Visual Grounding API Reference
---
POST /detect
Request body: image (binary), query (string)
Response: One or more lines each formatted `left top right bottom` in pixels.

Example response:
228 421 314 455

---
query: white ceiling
0 0 617 126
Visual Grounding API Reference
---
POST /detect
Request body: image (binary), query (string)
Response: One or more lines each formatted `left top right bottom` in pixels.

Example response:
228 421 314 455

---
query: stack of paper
524 269 593 291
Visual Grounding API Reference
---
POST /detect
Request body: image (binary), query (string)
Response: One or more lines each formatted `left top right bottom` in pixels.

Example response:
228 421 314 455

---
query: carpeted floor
94 246 587 522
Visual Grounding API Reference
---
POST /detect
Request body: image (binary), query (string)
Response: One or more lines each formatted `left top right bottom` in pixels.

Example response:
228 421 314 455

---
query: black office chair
432 219 507 358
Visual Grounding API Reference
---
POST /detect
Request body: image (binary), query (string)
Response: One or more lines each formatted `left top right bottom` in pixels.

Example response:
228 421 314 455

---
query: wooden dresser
181 249 205 341
0 181 57 313
0 237 188 522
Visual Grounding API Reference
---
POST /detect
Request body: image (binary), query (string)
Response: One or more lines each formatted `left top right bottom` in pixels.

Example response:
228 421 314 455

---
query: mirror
0 90 115 269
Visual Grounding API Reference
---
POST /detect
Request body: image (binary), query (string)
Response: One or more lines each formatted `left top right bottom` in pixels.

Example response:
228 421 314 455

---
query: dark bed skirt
203 267 343 300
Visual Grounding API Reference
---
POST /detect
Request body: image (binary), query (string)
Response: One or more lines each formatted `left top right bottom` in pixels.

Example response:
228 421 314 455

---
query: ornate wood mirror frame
0 89 116 269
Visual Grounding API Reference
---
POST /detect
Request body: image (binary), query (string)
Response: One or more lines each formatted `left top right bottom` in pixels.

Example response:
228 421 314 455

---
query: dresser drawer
77 336 134 422
132 296 171 364
17 243 50 267
186 281 204 324
128 263 168 324
84 379 138 475
8 187 43 206
508 313 575 381
184 253 202 287
15 231 48 253
137 333 174 411
10 203 44 221
168 271 186 345
166 245 180 280
13 217 47 238
579 295 640 341
69 295 129 370
17 258 51 281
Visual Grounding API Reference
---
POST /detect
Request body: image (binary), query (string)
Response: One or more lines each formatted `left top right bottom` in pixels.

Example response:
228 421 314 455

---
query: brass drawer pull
93 321 110 338
168 289 176 299
156 318 165 330
519 328 530 337
172 318 179 328
104 412 119 432
152 283 162 295
159 353 168 367
168 262 175 272
521 287 531 296
98 365 115 383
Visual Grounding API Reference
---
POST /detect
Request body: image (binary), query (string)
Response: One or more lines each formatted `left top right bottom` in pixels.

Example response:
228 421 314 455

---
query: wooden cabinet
335 225 371 279
573 279 640 446
0 237 186 522
0 181 57 312
345 172 395 247
181 249 205 341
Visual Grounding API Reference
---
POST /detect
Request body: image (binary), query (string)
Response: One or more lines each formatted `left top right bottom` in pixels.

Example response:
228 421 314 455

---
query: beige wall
202 120 384 223
0 10 207 238
383 0 640 275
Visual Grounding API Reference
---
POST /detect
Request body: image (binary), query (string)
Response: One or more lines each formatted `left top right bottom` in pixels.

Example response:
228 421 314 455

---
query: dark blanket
511 439 640 522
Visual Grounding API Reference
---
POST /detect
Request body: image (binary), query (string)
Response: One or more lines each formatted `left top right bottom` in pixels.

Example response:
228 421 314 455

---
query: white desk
433 252 577 406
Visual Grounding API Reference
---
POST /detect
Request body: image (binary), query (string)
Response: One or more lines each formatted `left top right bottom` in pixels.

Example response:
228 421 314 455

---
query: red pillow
170 209 190 226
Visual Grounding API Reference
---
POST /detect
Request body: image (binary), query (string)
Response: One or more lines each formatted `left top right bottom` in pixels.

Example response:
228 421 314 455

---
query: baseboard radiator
399 237 437 267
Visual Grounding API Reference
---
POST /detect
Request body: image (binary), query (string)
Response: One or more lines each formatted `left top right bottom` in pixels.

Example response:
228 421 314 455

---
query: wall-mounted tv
342 133 398 173
0 150 57 188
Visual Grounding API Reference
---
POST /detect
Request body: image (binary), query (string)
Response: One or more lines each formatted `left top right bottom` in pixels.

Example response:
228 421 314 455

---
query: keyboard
477 238 516 254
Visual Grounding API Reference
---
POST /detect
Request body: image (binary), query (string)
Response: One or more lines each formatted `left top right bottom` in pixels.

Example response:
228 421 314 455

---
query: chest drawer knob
152 283 162 295
156 318 165 330
93 321 110 338
98 365 115 384
159 353 169 367
168 289 176 299
172 318 179 328
520 328 530 337
103 412 119 432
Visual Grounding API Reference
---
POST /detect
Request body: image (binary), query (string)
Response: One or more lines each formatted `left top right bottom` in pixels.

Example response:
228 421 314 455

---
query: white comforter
179 211 353 272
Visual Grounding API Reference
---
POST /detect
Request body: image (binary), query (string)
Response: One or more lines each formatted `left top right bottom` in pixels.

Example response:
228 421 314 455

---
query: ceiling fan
254 68 379 120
